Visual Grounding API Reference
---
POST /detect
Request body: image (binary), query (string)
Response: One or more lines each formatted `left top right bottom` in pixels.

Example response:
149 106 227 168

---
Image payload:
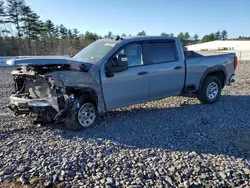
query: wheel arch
64 87 101 130
79 88 98 108
199 66 227 90
67 87 99 107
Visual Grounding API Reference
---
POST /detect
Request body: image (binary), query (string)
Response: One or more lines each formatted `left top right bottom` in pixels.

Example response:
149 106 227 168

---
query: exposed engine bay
8 63 104 124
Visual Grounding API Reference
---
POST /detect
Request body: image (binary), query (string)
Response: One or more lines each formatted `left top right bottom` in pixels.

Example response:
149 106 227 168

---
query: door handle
174 66 183 70
138 71 148 75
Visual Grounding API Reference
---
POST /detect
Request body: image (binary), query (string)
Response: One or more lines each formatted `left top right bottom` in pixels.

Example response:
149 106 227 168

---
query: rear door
146 40 185 100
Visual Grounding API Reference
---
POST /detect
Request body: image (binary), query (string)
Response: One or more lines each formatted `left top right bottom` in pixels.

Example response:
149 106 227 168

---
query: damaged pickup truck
7 36 238 130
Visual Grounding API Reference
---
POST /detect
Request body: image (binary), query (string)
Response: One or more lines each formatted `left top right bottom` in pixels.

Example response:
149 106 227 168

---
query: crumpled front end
8 67 61 122
7 58 105 124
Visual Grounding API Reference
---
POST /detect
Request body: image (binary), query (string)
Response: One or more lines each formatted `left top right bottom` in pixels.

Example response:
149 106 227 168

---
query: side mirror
116 54 128 67
107 54 128 75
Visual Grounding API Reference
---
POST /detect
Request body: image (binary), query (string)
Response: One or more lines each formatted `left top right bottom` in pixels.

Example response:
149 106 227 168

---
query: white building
186 40 250 60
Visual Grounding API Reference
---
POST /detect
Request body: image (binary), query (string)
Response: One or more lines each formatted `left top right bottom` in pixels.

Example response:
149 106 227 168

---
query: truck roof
102 36 178 43
123 36 178 41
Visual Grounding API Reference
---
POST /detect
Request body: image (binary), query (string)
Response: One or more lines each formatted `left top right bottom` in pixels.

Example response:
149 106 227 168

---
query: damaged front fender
45 69 106 114
8 56 107 123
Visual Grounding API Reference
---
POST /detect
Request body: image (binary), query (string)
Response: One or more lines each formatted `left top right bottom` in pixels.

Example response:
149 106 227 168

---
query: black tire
197 76 222 104
65 95 100 131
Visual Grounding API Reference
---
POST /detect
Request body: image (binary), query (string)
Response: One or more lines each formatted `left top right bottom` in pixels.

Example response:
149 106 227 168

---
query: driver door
101 43 150 110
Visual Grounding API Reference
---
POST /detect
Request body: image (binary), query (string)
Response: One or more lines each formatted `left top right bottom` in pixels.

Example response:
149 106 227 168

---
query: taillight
234 56 238 70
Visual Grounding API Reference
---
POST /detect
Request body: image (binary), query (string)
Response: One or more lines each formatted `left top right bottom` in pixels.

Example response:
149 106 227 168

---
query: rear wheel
197 76 222 104
65 96 99 131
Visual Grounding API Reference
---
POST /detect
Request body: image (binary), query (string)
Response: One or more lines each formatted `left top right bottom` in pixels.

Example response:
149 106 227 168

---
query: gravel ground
0 61 250 187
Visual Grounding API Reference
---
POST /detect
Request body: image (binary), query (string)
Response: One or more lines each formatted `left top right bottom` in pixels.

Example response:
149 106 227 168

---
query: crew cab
7 36 238 130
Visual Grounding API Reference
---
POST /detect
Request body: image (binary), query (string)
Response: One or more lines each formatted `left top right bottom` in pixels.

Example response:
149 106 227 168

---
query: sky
25 0 250 39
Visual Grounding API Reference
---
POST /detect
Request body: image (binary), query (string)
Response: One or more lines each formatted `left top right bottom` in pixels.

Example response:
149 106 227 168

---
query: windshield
72 39 117 63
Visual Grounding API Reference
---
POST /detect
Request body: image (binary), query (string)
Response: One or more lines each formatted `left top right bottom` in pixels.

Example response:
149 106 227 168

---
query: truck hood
6 56 92 68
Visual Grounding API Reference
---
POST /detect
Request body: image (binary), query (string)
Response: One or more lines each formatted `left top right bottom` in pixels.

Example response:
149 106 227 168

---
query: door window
149 43 176 64
119 44 143 67
107 43 144 69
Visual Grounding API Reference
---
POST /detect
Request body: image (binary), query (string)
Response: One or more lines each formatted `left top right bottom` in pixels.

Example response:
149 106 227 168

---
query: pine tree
21 5 34 54
0 0 8 55
221 30 228 40
184 32 190 40
0 0 7 28
169 33 174 37
215 31 221 40
29 15 45 55
201 33 216 42
45 20 55 36
0 0 4 17
0 1 3 55
137 30 146 36
68 29 73 39
59 24 67 38
194 34 199 41
85 31 99 42
53 25 60 54
161 32 169 36
44 20 55 53
73 28 80 50
178 32 185 43
107 31 112 38
59 24 68 54
6 0 25 54
54 25 59 38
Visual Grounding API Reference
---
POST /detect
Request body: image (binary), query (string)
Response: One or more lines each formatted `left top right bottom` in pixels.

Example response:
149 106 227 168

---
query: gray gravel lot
0 61 250 187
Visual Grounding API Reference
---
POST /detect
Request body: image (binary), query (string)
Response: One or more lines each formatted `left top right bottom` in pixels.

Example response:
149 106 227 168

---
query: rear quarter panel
186 53 235 90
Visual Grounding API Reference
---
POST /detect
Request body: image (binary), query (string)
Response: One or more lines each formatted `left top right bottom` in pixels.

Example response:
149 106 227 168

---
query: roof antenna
115 35 121 41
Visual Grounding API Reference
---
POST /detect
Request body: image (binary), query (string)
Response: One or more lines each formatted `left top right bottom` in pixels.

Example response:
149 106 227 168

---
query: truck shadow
59 95 250 159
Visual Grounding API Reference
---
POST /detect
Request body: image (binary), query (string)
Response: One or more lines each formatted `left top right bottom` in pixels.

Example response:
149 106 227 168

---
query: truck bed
184 51 236 90
185 51 235 59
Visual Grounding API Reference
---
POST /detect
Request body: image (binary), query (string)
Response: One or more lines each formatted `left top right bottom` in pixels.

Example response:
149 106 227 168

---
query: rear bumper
228 74 235 84
9 94 59 115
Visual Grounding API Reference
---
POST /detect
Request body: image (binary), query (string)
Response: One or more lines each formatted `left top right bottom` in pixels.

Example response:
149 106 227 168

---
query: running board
181 88 197 97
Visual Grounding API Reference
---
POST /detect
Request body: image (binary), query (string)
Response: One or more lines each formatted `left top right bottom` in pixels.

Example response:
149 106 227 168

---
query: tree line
161 30 228 45
0 0 230 56
0 0 100 56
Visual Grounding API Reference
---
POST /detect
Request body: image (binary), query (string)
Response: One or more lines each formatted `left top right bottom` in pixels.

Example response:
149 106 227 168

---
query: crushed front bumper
8 94 59 115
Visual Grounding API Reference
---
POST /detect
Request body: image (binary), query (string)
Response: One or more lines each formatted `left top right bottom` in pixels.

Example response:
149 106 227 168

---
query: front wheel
197 76 222 104
65 97 99 131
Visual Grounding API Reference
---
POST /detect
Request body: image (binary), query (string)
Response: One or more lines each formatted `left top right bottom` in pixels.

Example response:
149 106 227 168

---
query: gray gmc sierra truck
6 36 238 130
